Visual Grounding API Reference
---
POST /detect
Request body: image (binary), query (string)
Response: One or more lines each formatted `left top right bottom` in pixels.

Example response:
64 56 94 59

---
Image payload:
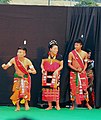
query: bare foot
45 107 52 110
56 106 61 110
15 107 20 111
25 105 30 111
70 105 74 110
86 103 92 110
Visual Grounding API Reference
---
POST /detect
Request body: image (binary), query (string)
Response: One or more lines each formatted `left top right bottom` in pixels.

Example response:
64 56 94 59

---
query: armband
29 65 34 69
84 59 88 62
68 60 72 63
8 62 12 66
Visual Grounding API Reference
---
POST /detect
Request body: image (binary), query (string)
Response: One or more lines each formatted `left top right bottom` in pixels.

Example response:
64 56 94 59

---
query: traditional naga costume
87 59 95 107
42 52 62 102
10 56 31 105
69 50 89 105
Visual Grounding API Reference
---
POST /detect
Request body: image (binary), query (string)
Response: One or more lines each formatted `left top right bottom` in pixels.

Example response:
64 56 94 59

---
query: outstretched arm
2 58 14 70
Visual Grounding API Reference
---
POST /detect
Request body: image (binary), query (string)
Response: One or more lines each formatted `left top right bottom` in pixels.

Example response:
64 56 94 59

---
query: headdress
48 40 58 49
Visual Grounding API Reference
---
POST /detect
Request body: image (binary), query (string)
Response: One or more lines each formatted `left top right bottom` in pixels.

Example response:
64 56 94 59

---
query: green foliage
75 0 98 6
0 0 11 3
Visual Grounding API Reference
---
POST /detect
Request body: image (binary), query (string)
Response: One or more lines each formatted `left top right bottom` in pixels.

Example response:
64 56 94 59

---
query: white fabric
68 60 72 63
29 65 34 69
8 62 12 66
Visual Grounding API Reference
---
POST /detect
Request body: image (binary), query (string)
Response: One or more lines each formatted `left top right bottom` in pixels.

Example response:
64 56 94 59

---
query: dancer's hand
53 70 59 76
2 64 6 69
28 69 32 73
42 69 45 74
77 68 82 73
81 70 85 73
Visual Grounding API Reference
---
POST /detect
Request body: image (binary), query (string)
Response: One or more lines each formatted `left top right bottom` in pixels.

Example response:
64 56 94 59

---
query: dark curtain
0 5 66 106
94 8 101 108
0 5 101 108
60 7 101 108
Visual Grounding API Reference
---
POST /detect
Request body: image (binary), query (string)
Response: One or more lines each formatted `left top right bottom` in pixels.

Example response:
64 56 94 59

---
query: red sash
15 56 31 90
72 50 84 69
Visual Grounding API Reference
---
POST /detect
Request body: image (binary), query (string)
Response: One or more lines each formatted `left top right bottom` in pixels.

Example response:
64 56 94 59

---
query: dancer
68 39 92 110
86 49 95 107
2 46 36 111
41 40 63 110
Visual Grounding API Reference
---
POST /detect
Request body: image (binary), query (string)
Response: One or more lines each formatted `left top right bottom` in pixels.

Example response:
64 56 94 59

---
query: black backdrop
0 5 101 108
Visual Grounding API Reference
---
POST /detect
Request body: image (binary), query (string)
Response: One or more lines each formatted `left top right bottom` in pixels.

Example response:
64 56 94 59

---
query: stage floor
0 106 101 120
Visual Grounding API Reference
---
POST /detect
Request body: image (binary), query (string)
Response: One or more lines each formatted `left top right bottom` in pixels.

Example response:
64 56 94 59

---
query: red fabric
10 76 30 103
42 53 61 102
72 50 84 69
42 88 60 101
14 77 30 99
15 56 31 90
70 71 88 104
70 50 88 104
43 61 60 72
42 71 60 88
